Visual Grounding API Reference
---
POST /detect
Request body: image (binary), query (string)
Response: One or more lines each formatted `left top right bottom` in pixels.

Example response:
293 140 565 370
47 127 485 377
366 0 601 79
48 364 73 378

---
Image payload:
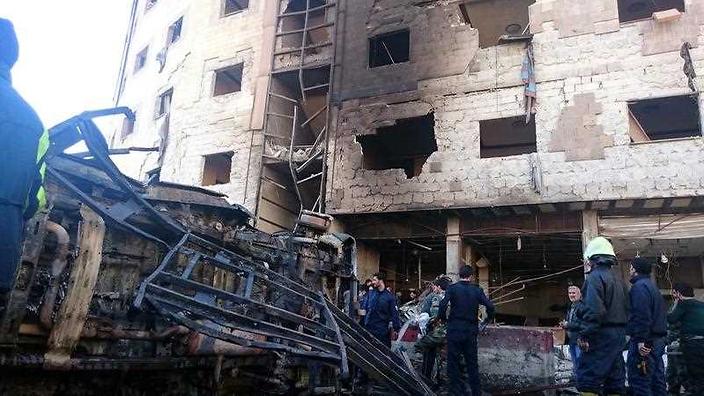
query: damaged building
4 0 704 394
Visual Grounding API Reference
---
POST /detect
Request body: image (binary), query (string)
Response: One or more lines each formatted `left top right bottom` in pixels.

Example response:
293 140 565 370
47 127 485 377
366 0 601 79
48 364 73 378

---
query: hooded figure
576 237 629 396
0 19 45 297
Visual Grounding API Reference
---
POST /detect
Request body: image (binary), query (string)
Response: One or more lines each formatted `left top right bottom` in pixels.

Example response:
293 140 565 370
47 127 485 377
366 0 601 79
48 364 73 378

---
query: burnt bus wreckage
0 109 433 395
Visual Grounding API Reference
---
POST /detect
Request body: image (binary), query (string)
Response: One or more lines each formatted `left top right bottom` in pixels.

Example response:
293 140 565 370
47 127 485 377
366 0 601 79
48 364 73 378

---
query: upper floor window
120 112 136 140
628 94 701 142
145 0 158 12
202 152 233 186
368 30 410 68
213 64 244 96
480 116 536 158
460 0 534 48
167 17 183 46
618 0 685 23
134 46 148 73
223 0 249 16
155 88 173 118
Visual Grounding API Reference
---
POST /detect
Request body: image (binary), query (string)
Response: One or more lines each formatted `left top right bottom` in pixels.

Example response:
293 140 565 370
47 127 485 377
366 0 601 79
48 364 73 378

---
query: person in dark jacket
577 237 629 396
438 265 495 396
667 283 704 395
626 257 667 396
0 19 45 303
562 284 587 380
363 272 400 348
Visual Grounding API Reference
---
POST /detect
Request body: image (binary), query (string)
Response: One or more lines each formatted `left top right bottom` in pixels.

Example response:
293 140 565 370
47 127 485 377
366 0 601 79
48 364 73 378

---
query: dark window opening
628 95 701 142
167 17 183 46
145 0 158 12
155 88 173 118
134 46 148 73
480 116 536 158
618 0 685 23
356 113 437 179
213 64 243 96
203 152 233 186
120 112 136 140
462 0 535 49
368 30 410 68
224 0 249 16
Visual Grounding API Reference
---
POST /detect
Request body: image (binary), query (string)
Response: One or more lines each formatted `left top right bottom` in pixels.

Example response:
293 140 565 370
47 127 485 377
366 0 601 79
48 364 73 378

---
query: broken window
461 0 535 48
202 152 233 186
368 30 410 68
120 112 136 140
628 94 701 141
480 116 536 158
145 0 158 12
618 0 685 23
167 17 183 46
213 64 243 96
223 0 249 16
356 113 437 179
155 88 173 118
134 46 148 73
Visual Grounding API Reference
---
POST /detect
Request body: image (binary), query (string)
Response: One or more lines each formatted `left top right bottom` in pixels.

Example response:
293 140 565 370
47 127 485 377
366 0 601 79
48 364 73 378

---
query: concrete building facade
326 0 704 322
113 0 270 212
114 0 704 323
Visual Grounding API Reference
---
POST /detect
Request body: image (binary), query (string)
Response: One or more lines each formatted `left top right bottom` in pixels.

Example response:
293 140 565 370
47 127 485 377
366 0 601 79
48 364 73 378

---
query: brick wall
327 0 704 214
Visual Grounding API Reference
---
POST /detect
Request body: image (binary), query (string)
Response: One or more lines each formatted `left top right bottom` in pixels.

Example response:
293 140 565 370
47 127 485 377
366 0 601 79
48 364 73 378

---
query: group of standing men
564 237 704 395
360 266 494 396
362 236 704 396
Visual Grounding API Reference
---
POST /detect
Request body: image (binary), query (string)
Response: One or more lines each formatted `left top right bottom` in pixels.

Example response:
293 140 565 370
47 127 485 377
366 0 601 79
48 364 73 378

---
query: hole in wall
356 113 437 179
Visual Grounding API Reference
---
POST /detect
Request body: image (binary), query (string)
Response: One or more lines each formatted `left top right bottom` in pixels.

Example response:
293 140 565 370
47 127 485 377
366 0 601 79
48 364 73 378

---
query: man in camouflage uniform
666 327 686 396
416 276 451 381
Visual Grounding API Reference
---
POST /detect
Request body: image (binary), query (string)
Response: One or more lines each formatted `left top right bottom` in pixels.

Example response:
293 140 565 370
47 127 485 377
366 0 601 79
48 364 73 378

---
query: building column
581 209 599 252
446 216 463 280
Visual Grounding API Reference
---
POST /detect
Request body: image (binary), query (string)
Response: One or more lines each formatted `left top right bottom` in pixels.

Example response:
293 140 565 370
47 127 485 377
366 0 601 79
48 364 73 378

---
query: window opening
167 17 183 46
120 112 136 140
356 113 437 179
145 0 158 12
462 0 534 48
155 88 173 118
213 64 243 96
368 30 410 68
202 152 233 186
618 0 685 23
134 46 148 73
480 116 537 158
224 0 249 16
628 94 701 142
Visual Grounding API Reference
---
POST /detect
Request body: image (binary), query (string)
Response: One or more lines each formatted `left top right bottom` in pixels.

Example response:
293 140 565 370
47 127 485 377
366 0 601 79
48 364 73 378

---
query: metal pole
417 255 421 290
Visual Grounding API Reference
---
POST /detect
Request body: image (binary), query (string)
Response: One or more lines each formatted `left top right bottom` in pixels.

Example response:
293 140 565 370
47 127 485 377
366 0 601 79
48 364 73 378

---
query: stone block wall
326 0 704 214
114 0 269 212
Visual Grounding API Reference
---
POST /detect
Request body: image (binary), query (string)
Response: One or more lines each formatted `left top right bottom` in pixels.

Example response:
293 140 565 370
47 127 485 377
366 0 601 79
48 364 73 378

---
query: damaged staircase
46 110 434 396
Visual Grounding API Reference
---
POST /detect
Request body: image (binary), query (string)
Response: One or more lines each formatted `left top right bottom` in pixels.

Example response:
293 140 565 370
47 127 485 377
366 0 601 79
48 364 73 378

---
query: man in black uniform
576 237 629 396
438 265 495 396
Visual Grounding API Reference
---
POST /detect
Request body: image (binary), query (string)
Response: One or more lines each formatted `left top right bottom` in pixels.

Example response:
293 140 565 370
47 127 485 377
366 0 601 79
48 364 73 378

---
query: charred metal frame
36 109 433 395
256 0 337 223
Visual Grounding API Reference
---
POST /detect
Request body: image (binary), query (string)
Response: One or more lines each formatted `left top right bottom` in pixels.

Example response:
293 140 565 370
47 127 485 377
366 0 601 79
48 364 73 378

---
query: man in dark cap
626 257 667 396
0 18 45 308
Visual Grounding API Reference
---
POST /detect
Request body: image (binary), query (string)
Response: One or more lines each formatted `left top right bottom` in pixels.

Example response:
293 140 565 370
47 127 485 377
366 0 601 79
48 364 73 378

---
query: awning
599 213 704 240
